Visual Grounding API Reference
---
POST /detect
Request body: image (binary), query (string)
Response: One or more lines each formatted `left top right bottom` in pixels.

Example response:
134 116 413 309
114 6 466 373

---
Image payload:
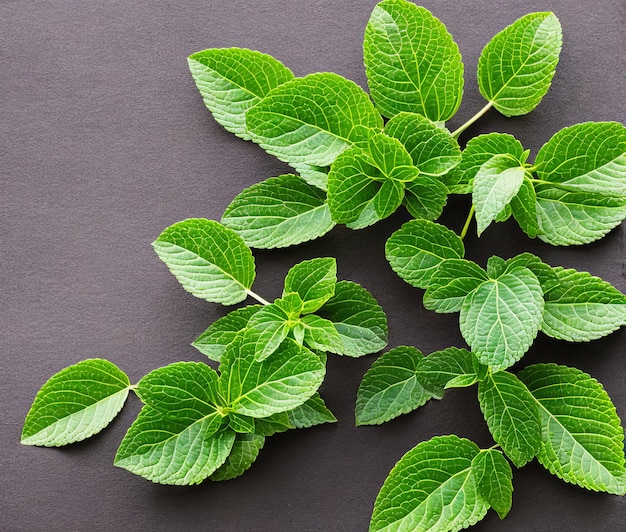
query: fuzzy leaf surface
188 48 294 139
364 0 463 122
221 175 335 248
424 259 489 313
471 449 513 519
519 364 626 494
22 359 130 446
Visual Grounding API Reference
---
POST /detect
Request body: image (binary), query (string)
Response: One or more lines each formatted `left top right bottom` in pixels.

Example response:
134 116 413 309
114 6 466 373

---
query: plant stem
460 204 476 240
246 289 272 306
451 101 494 139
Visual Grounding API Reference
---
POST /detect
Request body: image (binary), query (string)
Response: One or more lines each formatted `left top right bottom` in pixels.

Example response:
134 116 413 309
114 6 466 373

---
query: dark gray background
2 0 625 530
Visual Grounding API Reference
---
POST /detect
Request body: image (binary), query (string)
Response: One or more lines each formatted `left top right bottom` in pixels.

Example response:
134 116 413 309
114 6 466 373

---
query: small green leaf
286 393 337 429
364 0 464 122
473 155 526 235
187 48 294 140
246 72 383 167
477 371 541 467
510 179 539 238
210 433 265 482
386 219 465 289
519 364 626 495
21 359 130 447
153 218 255 305
221 175 335 249
300 314 344 353
416 347 481 393
356 346 433 426
114 406 235 485
370 435 488 532
253 412 293 437
486 256 507 279
192 304 262 362
460 267 544 370
228 413 256 434
541 267 626 341
471 449 513 519
283 257 337 314
317 281 388 357
402 176 449 221
423 259 489 313
478 12 562 116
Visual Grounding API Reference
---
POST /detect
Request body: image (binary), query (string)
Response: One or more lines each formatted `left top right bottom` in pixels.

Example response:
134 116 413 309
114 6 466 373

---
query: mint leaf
114 406 236 485
370 435 488 532
356 346 433 426
471 449 513 520
21 359 130 446
221 175 335 249
416 347 482 393
221 336 325 418
386 219 465 289
283 257 337 314
460 266 544 371
286 392 337 429
210 433 265 482
473 155 526 235
519 364 626 495
541 267 626 341
153 218 255 305
188 48 294 140
192 304 262 362
478 12 562 116
364 0 463 122
246 72 383 167
317 280 388 357
423 259 489 313
477 370 541 467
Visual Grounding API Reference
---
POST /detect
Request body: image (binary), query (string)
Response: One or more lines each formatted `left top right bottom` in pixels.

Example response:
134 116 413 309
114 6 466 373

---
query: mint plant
22 0 626 530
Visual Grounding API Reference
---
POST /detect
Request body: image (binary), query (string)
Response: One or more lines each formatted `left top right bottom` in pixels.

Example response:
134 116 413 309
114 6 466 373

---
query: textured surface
3 0 625 530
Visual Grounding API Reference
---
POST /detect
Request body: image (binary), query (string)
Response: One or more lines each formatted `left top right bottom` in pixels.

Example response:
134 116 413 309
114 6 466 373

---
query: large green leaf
356 346 433 426
187 48 294 140
152 218 255 305
477 12 562 116
220 336 325 418
519 364 626 495
460 266 543 371
423 259 489 313
210 433 266 482
541 267 626 342
364 0 463 122
477 371 541 467
386 219 465 289
221 175 335 248
471 449 513 520
370 435 488 532
114 406 235 485
316 281 388 357
246 72 383 167
21 359 130 446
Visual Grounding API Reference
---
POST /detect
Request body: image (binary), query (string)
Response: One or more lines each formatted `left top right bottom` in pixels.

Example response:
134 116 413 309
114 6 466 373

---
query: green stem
246 289 272 306
451 101 494 139
460 204 476 240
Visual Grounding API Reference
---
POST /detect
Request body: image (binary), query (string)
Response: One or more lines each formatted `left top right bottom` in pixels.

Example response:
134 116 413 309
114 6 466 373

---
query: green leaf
253 412 293 437
228 413 256 434
153 218 255 305
300 314 344 353
21 359 130 447
289 162 330 190
246 72 383 167
364 0 463 122
384 112 462 176
541 267 626 342
192 304 262 362
486 256 506 279
221 175 335 249
471 449 513 519
210 433 265 481
416 347 482 393
220 336 325 418
188 48 294 140
286 392 337 429
477 12 562 116
356 346 433 426
370 435 488 532
444 133 525 194
386 219 465 289
502 252 559 293
423 259 489 313
114 406 235 485
510 179 539 238
460 267 544 371
519 364 626 495
402 176 449 221
317 280 388 357
477 371 541 467
283 257 337 314
473 155 526 235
